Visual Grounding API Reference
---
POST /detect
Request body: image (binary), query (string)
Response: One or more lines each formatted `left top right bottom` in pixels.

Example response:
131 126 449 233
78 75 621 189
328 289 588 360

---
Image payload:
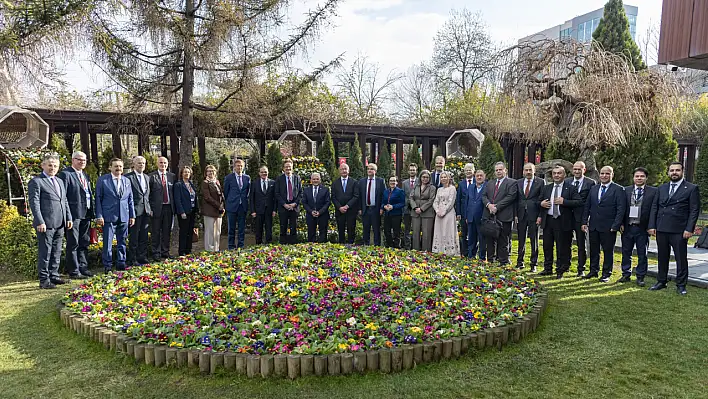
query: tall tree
336 53 400 122
266 143 283 179
349 134 365 180
592 0 646 71
318 131 337 180
695 133 708 210
377 142 393 180
404 137 424 172
478 136 505 178
392 63 439 124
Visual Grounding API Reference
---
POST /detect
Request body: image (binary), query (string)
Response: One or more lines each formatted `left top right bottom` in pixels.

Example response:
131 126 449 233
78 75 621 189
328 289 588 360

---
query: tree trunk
179 0 195 169
579 146 599 181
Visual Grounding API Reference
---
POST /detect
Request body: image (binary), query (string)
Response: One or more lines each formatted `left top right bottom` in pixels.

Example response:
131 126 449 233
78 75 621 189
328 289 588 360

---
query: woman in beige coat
201 165 225 252
409 170 436 251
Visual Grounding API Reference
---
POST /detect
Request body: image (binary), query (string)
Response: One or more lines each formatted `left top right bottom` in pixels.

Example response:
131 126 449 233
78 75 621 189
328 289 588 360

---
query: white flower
252 320 262 326
489 322 496 328
346 317 357 326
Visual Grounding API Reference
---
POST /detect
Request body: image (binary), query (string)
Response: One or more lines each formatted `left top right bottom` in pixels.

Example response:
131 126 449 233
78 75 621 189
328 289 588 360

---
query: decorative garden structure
60 244 547 378
446 129 484 158
277 129 316 157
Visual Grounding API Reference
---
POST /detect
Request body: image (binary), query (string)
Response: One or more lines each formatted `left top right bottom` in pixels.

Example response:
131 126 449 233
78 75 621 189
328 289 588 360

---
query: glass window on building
628 14 637 39
592 17 600 35
577 22 585 41
585 21 592 42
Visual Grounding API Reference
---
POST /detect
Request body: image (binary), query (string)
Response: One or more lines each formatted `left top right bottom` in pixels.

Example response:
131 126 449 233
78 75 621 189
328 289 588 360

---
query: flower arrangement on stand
446 155 478 183
291 156 330 186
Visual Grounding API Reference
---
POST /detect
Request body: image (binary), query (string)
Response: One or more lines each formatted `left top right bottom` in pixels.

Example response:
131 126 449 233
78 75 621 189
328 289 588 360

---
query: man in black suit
582 166 627 282
274 159 302 244
303 172 331 243
566 161 596 277
431 156 446 188
148 156 176 260
402 163 418 249
57 151 93 278
538 165 582 278
331 163 359 244
249 165 276 245
482 161 518 265
29 154 73 289
619 167 657 286
515 163 544 272
648 162 700 295
359 163 385 246
125 156 152 266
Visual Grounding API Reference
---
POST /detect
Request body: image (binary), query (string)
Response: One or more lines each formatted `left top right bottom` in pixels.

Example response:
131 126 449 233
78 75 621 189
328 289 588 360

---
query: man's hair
109 158 123 166
633 167 649 177
523 162 536 170
132 155 146 162
408 163 418 169
475 169 486 175
435 156 446 163
71 151 87 159
42 153 60 163
464 163 475 169
669 161 683 171
494 161 507 169
339 163 349 169
552 164 566 174
310 172 321 179
283 159 294 166
234 158 245 165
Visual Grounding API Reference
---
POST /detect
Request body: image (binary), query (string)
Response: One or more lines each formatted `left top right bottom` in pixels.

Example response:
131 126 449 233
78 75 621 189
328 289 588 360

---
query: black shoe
137 259 150 266
649 282 667 291
677 285 687 295
636 277 645 287
530 265 537 273
556 274 564 280
517 263 525 269
618 275 631 283
68 273 88 280
538 270 553 276
39 281 56 289
79 269 94 277
599 276 610 283
582 273 598 279
576 271 586 278
50 277 66 285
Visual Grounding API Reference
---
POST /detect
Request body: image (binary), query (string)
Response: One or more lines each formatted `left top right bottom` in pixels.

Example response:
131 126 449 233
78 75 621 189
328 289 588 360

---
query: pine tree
478 136 505 178
377 142 393 180
266 143 283 178
99 146 114 176
592 0 646 71
405 137 425 172
544 138 581 163
318 131 337 179
695 133 708 210
349 134 365 180
247 147 261 182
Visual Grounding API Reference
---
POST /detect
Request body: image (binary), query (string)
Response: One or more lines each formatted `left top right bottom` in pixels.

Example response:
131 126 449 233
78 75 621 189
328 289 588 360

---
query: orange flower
385 341 393 348
289 315 300 323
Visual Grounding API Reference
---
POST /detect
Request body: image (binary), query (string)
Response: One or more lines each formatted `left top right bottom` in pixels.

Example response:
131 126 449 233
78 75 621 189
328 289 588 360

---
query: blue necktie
600 185 607 201
342 178 347 192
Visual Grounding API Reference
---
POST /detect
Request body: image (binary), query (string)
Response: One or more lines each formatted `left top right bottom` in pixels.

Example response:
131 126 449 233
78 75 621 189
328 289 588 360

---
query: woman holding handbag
409 170 436 252
201 165 225 252
174 166 199 256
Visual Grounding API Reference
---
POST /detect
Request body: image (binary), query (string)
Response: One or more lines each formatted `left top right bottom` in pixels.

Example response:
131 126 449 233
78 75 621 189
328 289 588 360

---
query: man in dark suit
96 158 135 272
538 165 582 278
57 151 92 278
402 163 418 249
566 161 596 277
482 161 518 265
582 166 626 282
431 156 446 188
456 163 475 256
515 163 544 271
274 159 302 244
648 162 700 295
458 168 487 259
331 163 359 244
619 167 657 286
29 154 73 289
125 156 152 266
303 172 330 243
249 165 276 245
148 156 175 260
224 158 250 249
358 163 385 246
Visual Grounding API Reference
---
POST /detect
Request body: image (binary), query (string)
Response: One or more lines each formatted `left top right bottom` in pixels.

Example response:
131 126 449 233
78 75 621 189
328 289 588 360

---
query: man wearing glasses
57 151 94 278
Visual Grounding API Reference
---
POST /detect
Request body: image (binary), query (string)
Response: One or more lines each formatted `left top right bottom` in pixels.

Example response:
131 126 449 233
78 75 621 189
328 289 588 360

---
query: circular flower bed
64 244 540 356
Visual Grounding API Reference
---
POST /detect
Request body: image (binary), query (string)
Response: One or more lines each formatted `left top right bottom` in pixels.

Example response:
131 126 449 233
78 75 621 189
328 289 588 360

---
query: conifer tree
592 0 646 71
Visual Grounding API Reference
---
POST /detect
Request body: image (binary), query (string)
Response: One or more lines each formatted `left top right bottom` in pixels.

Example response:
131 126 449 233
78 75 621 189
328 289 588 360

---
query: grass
1 240 706 399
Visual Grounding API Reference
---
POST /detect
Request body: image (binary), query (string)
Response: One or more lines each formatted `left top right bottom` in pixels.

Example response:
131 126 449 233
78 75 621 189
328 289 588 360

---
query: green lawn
1 241 706 399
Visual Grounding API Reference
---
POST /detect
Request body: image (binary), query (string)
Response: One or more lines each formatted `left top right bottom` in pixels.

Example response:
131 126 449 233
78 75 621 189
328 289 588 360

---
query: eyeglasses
73 158 87 161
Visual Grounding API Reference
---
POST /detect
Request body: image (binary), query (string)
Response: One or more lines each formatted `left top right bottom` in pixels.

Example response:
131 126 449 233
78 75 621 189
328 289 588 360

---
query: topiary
377 141 393 180
318 130 337 179
478 136 505 178
247 147 261 182
266 143 283 178
405 137 425 172
0 202 37 279
349 134 365 180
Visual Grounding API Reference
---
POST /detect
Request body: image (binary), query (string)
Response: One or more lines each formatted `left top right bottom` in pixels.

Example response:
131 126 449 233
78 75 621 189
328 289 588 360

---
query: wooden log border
58 291 548 379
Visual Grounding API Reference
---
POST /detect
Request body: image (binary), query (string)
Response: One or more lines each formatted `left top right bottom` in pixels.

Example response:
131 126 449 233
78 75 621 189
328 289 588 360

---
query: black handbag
480 216 502 238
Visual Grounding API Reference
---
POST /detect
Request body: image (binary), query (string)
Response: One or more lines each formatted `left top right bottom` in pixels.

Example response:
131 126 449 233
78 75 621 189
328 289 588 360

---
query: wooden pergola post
359 133 368 168
422 136 431 170
169 123 180 173
395 136 403 181
79 121 90 156
90 130 98 168
111 125 122 159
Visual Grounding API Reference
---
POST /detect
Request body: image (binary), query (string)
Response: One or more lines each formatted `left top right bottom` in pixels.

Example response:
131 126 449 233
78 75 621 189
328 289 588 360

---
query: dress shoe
39 281 56 289
617 275 631 283
576 271 585 278
517 264 525 270
50 277 66 285
649 282 667 291
68 273 88 280
538 270 553 276
80 269 94 277
636 277 645 287
599 276 610 283
556 273 564 280
137 259 150 266
677 285 687 295
582 273 598 279
530 266 537 273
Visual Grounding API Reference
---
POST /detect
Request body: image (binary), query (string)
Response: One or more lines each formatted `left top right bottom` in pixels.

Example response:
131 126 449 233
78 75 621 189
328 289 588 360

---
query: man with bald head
126 156 152 266
149 156 176 260
582 166 626 282
565 161 596 276
302 172 330 243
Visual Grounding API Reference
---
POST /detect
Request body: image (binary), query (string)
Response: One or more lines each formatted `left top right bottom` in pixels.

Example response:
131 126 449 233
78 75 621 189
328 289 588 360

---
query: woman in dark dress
174 166 199 256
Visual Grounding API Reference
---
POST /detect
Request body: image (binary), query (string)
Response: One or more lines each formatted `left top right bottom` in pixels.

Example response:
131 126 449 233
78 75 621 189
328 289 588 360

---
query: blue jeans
467 219 486 260
621 224 649 277
227 211 246 249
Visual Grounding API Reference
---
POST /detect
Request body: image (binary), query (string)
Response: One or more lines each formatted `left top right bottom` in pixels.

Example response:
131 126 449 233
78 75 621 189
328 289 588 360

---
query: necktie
314 186 318 200
600 185 607 201
342 178 347 192
238 174 242 188
115 178 122 197
525 179 531 197
161 173 168 203
669 183 676 198
51 177 60 195
493 179 501 200
78 172 87 189
467 179 472 187
410 179 414 189
262 180 266 193
574 180 580 192
553 184 561 218
637 187 643 202
367 178 372 206
287 176 293 201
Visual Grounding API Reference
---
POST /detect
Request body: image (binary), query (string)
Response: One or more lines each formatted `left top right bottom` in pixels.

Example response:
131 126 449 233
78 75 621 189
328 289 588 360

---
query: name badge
629 206 640 218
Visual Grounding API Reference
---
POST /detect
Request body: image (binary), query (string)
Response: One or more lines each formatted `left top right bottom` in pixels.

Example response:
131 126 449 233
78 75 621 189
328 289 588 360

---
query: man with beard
566 161 596 277
619 167 657 286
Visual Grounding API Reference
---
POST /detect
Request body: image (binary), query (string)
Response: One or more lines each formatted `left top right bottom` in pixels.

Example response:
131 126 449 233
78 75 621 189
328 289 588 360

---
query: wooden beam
90 130 98 167
198 133 206 175
79 121 90 158
169 123 180 173
422 136 431 170
160 128 168 157
439 137 447 157
686 145 697 182
359 133 368 169
395 136 403 181
512 142 524 179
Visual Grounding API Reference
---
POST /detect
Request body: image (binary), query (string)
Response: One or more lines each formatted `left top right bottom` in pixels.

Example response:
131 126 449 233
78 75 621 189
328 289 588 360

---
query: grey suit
125 171 151 265
482 177 518 265
28 173 72 284
515 177 544 268
402 177 417 249
409 183 436 251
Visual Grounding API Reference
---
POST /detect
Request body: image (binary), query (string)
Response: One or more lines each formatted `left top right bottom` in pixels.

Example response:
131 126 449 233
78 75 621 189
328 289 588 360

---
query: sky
59 0 664 94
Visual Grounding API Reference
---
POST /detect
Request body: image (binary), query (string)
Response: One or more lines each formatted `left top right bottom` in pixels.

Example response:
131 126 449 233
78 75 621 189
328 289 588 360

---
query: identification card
629 206 639 218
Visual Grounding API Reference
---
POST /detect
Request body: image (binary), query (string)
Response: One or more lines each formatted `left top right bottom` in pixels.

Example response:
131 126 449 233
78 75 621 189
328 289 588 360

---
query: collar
111 174 121 180
671 179 684 187
43 172 55 179
72 167 83 174
635 185 645 190
497 177 506 184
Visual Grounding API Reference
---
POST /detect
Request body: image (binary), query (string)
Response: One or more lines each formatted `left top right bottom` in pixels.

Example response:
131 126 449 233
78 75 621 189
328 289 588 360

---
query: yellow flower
410 326 422 333
338 343 349 351
365 322 378 331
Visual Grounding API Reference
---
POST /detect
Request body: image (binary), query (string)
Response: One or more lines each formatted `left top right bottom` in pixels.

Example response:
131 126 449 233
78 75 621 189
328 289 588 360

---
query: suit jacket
274 174 303 211
409 184 437 218
358 177 385 215
482 177 518 222
95 174 135 223
381 187 406 216
622 185 658 231
331 177 359 213
402 177 417 215
201 180 225 218
458 181 486 223
124 171 152 217
565 176 597 225
28 174 72 229
224 173 250 214
515 177 544 222
148 170 176 218
431 170 445 188
173 180 199 215
303 185 331 216
248 178 276 215
538 181 582 231
649 180 700 234
57 167 93 220
582 182 626 232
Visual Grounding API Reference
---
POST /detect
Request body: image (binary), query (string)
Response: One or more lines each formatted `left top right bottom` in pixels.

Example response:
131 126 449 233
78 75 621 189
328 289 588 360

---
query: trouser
253 212 273 245
151 204 173 258
467 219 486 259
362 207 381 246
411 217 434 251
517 216 539 267
402 213 413 249
307 214 329 243
103 221 128 270
127 213 150 265
37 227 64 283
227 211 246 249
203 215 222 252
542 218 571 274
278 209 298 244
487 221 512 265
589 229 617 277
65 217 90 275
383 214 402 248
177 211 196 256
336 210 357 244
656 232 689 286
621 224 649 277
573 222 588 272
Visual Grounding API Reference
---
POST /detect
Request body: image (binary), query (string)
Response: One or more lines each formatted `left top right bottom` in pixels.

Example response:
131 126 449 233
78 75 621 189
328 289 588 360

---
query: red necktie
367 179 372 206
410 179 414 189
287 177 293 201
79 173 87 189
493 180 501 200
525 179 531 197
388 190 392 203
161 173 168 203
